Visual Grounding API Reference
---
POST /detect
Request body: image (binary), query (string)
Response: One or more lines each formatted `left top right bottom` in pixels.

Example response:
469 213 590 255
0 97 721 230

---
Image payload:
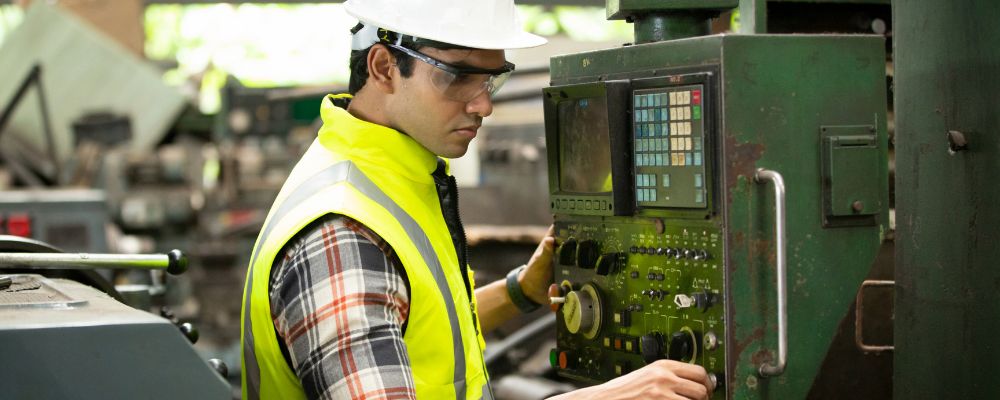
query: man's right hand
548 359 714 400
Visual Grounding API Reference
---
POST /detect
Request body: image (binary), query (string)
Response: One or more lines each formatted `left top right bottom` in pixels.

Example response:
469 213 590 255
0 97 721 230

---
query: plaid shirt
269 214 417 400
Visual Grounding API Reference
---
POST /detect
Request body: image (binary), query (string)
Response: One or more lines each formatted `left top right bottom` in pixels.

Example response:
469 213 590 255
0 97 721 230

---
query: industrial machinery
0 236 230 399
544 2 889 398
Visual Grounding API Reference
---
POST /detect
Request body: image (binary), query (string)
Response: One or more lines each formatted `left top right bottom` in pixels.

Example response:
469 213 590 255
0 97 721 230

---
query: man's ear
367 44 396 94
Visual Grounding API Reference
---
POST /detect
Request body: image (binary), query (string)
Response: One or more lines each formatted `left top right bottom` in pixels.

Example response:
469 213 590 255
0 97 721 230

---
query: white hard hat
343 0 547 50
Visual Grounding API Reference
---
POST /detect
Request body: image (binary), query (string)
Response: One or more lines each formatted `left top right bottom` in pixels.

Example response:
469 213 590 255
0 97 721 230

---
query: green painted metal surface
893 1 1000 399
548 34 888 399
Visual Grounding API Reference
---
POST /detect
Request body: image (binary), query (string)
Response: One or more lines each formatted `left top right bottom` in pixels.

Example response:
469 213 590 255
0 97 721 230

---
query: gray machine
0 241 230 399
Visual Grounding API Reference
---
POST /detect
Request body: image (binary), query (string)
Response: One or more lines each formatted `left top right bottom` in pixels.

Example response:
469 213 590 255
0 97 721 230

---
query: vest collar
317 94 448 182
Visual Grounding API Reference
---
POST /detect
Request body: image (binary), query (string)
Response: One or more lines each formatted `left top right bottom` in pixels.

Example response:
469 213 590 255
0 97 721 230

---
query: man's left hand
519 225 555 306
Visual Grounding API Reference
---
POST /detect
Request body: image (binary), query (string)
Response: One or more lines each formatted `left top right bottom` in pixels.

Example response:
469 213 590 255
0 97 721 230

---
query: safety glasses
385 43 515 102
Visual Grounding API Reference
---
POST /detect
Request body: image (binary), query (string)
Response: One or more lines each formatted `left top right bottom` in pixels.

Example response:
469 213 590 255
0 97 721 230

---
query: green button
550 349 559 367
693 106 701 120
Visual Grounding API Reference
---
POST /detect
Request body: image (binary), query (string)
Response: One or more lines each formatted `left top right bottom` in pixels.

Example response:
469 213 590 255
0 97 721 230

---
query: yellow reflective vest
241 94 491 399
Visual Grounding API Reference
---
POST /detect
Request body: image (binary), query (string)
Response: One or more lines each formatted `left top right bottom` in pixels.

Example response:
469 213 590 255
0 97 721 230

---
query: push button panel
552 219 726 387
633 84 709 210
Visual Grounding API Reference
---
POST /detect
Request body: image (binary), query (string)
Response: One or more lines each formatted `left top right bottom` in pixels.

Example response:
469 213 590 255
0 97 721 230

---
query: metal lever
754 168 787 377
0 249 188 275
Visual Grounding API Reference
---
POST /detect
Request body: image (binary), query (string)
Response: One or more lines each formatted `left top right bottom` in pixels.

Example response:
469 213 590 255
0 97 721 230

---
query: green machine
544 1 889 398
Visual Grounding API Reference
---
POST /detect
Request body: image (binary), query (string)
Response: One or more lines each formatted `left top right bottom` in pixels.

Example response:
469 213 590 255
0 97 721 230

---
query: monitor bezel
544 80 633 217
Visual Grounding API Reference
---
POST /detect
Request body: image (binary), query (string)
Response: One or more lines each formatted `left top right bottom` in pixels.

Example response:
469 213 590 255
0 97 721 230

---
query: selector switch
595 253 621 276
558 237 578 266
692 289 718 312
640 333 664 364
668 327 698 363
576 240 601 269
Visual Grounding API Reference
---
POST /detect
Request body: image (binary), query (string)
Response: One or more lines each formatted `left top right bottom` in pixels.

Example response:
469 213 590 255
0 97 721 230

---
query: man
241 0 715 399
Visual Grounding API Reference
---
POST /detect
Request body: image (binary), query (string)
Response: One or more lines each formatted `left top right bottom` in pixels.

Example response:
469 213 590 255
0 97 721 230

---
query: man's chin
441 148 469 159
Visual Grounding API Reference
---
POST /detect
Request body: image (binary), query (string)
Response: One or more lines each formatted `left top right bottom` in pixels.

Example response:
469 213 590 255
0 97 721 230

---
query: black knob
166 249 188 275
693 289 717 312
656 247 666 255
668 330 696 362
557 238 578 266
576 240 601 269
208 358 228 378
640 333 663 364
682 249 694 259
179 322 199 344
694 250 709 260
595 253 619 276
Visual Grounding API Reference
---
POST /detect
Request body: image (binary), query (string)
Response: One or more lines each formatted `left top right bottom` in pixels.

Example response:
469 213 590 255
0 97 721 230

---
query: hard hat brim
345 5 547 50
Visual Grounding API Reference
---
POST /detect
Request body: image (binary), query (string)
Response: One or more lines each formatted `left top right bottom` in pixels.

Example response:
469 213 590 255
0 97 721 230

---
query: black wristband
506 265 541 313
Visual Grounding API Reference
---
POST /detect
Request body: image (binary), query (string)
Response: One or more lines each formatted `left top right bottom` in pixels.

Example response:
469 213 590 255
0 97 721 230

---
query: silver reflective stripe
346 163 468 400
243 160 469 400
242 161 351 400
482 383 494 400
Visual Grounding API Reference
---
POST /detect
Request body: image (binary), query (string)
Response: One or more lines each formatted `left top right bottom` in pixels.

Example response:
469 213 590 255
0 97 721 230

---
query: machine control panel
549 221 726 387
545 69 725 396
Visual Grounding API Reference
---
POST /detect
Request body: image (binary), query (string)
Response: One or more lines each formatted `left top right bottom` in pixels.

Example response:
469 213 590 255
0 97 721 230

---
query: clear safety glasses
386 43 515 102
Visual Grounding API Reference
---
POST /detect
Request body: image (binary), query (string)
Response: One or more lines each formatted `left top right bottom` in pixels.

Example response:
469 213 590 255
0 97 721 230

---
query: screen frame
544 80 633 216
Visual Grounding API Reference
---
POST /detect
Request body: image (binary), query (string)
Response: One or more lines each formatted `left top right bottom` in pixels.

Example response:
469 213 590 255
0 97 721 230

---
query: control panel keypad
633 85 707 209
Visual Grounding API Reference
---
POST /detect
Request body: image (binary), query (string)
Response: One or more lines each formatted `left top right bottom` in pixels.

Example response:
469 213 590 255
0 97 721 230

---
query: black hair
347 24 471 95
348 45 419 95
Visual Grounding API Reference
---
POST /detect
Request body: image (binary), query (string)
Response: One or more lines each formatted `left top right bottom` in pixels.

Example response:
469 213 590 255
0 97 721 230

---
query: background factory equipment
0 0 996 399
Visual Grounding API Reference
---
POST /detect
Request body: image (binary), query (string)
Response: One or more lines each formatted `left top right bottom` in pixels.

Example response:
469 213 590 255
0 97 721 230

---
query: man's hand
548 360 714 400
519 225 555 306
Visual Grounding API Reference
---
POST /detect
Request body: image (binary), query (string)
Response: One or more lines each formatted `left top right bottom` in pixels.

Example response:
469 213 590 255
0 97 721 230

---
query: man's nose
466 90 494 118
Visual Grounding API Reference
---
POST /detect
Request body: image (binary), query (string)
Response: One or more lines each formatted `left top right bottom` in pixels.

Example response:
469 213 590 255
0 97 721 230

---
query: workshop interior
0 0 996 399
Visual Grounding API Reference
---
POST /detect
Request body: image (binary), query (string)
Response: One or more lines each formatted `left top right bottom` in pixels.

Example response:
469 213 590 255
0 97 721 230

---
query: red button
558 351 569 369
692 90 702 105
7 213 31 238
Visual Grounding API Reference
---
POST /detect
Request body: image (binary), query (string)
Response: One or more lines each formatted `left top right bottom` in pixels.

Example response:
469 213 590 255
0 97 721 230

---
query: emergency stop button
7 213 31 238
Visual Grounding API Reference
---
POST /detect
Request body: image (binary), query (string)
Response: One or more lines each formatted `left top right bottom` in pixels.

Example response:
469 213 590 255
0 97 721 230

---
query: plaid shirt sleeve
269 214 416 400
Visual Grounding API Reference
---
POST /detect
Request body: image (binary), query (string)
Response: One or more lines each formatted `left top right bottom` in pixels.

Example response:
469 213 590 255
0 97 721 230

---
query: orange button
548 284 562 312
558 351 569 369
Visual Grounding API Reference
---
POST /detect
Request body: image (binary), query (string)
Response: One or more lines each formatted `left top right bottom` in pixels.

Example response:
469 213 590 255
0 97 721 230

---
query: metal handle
0 249 188 275
754 168 787 377
855 280 895 352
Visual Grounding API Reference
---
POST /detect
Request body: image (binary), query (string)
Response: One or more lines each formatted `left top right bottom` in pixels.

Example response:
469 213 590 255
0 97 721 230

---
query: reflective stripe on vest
242 160 480 400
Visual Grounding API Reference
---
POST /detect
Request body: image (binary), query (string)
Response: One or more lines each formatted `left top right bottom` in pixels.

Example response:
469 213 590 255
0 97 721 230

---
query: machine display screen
558 97 613 193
